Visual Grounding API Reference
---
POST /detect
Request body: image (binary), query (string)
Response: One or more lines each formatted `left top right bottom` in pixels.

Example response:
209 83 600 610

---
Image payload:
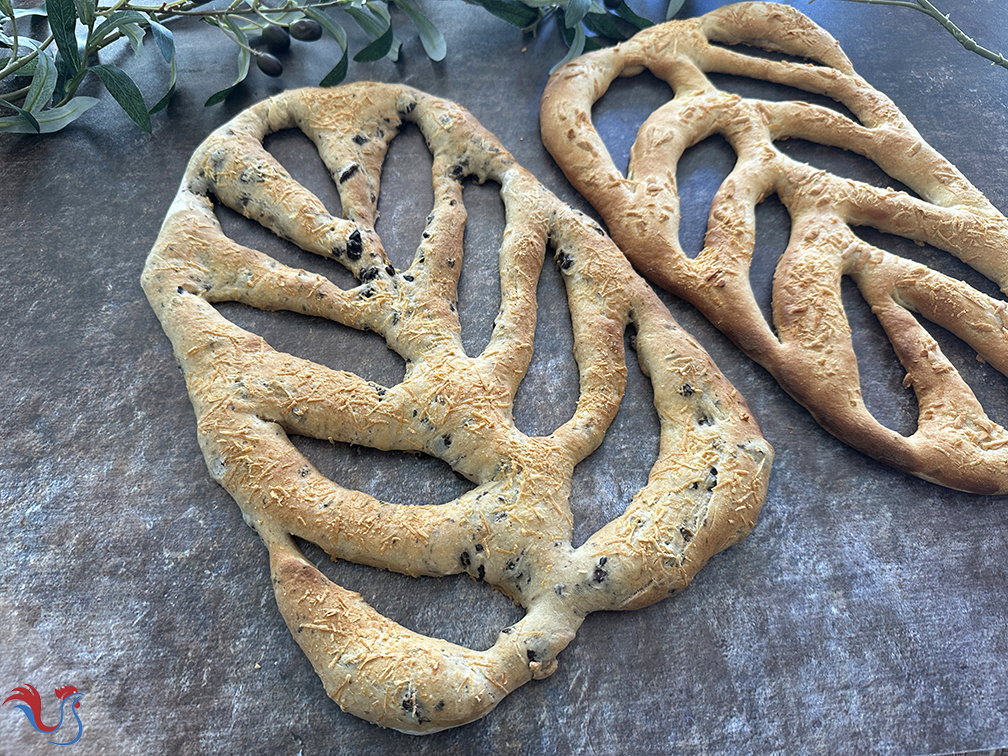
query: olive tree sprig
1 0 1004 135
0 0 447 133
834 0 1007 71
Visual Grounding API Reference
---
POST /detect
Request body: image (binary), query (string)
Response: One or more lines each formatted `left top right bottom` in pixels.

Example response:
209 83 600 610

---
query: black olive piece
289 18 323 41
256 53 284 78
339 164 359 184
261 24 290 54
346 229 363 260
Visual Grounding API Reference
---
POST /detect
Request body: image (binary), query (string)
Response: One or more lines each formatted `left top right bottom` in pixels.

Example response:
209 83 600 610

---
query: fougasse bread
141 83 772 732
541 1 1008 494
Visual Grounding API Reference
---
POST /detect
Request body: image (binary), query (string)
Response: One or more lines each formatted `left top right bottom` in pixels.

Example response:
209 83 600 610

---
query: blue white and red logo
3 683 84 746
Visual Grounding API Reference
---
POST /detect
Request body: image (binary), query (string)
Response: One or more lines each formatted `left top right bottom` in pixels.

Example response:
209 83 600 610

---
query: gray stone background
1 0 1006 753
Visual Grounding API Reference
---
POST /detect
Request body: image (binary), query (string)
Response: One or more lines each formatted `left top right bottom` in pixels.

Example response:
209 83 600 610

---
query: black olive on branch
289 18 323 42
256 52 284 78
261 24 291 54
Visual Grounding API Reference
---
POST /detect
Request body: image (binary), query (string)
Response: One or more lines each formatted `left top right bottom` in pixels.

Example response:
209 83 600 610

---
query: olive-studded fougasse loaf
541 2 1008 494
141 83 772 733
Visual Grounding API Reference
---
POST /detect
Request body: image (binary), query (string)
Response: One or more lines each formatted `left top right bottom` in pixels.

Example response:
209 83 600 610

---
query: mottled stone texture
1 1 1006 753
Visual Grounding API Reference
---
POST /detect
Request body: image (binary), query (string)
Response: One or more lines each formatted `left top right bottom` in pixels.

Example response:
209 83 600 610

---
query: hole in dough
376 122 434 272
591 69 675 176
294 537 523 652
512 246 579 438
706 69 862 126
676 134 736 259
211 301 406 388
841 276 919 437
775 137 921 200
570 325 660 548
750 193 791 340
290 435 474 506
458 178 505 359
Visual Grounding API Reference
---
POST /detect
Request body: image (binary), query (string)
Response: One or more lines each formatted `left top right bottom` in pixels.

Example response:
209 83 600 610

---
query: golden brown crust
142 83 772 732
540 1 1008 494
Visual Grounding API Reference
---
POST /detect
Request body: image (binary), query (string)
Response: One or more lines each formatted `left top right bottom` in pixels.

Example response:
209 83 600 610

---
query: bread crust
541 1 1008 494
142 83 772 732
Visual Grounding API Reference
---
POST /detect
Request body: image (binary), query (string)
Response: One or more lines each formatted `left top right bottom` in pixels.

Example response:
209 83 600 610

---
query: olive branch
831 0 1008 71
0 0 1003 134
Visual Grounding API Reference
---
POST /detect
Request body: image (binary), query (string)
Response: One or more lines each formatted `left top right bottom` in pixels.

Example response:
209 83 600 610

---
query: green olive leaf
150 19 174 64
13 4 50 19
0 0 14 19
319 45 348 87
72 0 94 28
148 21 176 114
392 0 446 61
91 62 151 132
344 4 387 40
353 23 393 62
460 0 538 28
614 1 653 29
551 21 585 72
0 98 41 133
0 95 98 132
48 0 81 73
90 10 147 44
565 0 590 28
345 3 399 61
204 16 251 107
582 8 629 41
23 50 57 113
122 21 146 56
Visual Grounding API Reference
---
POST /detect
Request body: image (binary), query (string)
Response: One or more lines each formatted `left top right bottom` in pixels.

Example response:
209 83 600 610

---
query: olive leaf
149 20 176 114
345 3 400 62
13 5 49 19
205 16 252 107
460 0 538 28
48 0 81 73
582 7 631 41
0 96 98 132
320 46 349 86
353 24 393 62
23 50 58 113
0 98 41 132
301 7 349 86
0 0 13 19
614 1 652 29
91 62 151 131
73 0 95 28
565 0 590 28
552 21 585 72
393 0 446 61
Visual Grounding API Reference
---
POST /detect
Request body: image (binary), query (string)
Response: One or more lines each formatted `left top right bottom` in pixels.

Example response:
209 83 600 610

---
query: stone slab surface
1 1 1006 753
